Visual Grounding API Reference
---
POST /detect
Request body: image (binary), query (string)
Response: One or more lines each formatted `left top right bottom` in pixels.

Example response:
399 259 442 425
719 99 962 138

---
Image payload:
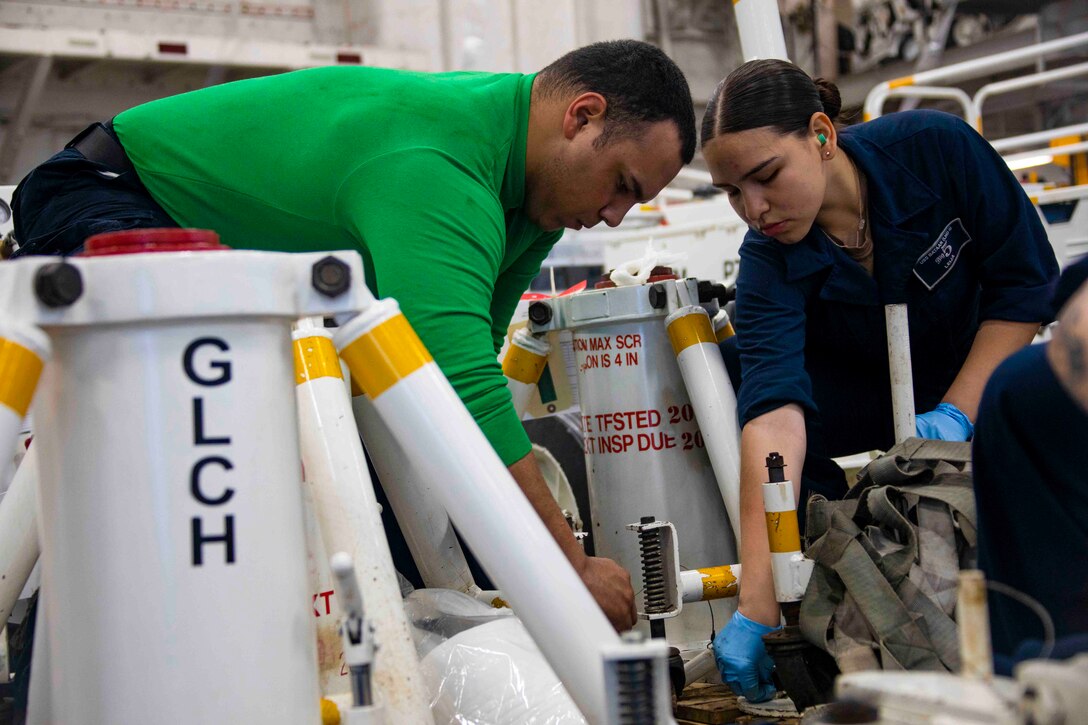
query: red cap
82 228 228 256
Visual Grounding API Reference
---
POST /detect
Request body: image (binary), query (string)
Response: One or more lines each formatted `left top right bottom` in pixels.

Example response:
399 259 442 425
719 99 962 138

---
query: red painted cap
82 228 228 256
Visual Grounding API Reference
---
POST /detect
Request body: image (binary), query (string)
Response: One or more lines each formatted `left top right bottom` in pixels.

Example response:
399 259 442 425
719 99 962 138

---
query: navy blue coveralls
721 110 1059 507
974 257 1088 663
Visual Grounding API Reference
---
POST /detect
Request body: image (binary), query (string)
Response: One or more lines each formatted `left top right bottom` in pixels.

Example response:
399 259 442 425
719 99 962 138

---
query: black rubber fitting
34 262 83 307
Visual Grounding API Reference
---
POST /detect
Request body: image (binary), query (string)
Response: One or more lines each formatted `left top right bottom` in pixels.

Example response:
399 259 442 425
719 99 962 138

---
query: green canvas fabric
114 66 561 465
800 438 977 673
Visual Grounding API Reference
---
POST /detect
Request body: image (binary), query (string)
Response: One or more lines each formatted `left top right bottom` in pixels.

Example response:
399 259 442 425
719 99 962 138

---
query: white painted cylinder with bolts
335 297 660 725
0 231 371 725
527 277 738 648
293 324 434 723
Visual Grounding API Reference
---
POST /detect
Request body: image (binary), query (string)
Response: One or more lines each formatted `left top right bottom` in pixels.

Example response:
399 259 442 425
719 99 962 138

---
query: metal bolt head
312 256 351 297
34 262 83 307
527 301 553 325
648 283 667 309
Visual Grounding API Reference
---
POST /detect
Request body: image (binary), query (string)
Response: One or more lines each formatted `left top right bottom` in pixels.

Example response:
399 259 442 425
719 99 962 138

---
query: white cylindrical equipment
335 298 623 725
533 280 738 647
501 327 551 419
732 0 789 61
885 304 916 444
0 446 40 624
0 321 49 488
666 305 742 546
293 327 434 723
0 242 371 725
761 476 813 603
712 309 735 344
352 395 479 593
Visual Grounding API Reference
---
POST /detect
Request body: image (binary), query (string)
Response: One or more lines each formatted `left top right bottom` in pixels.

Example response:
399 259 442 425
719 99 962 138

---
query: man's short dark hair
536 40 696 165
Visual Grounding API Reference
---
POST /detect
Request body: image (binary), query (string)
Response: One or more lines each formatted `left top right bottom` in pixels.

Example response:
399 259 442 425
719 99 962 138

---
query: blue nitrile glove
713 610 782 703
915 402 974 441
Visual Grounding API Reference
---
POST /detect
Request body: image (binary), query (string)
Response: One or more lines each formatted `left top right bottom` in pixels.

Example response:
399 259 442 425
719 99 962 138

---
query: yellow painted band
765 510 801 553
699 566 739 599
889 75 914 89
339 314 433 399
715 321 736 343
863 112 873 122
320 697 341 725
0 338 44 418
293 335 343 385
667 312 715 355
502 344 548 385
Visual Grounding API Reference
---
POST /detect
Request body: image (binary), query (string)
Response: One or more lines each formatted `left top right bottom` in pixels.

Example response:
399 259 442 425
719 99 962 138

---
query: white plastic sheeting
407 590 587 725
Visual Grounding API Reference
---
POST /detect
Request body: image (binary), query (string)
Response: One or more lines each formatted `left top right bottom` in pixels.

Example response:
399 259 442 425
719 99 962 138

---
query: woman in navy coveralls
699 59 1059 702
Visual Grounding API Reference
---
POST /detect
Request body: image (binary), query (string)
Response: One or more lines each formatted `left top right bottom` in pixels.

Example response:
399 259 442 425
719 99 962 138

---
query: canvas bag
799 438 977 674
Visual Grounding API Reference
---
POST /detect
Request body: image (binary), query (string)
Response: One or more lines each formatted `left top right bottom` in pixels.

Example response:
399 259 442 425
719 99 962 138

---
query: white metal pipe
502 327 550 419
761 479 812 603
991 122 1088 152
1005 141 1088 169
0 447 40 625
885 304 916 444
957 570 993 681
732 0 789 61
573 212 747 247
294 328 434 724
872 30 1088 94
680 564 741 604
975 61 1088 127
683 648 716 685
666 306 742 545
1032 183 1088 204
0 321 50 489
335 298 621 725
864 85 974 123
352 394 479 593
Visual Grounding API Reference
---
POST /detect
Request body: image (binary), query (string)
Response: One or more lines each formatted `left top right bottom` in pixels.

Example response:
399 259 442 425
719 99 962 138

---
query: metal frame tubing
680 565 741 604
665 305 743 544
335 297 623 724
293 326 434 724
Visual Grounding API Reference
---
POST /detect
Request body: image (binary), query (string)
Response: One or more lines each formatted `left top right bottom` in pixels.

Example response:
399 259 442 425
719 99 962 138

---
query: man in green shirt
13 39 696 630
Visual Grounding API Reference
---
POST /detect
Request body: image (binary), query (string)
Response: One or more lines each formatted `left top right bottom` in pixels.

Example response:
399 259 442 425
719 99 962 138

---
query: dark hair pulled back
701 59 841 147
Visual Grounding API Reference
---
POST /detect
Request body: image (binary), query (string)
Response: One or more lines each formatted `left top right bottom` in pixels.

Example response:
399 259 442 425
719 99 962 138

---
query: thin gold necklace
824 160 868 250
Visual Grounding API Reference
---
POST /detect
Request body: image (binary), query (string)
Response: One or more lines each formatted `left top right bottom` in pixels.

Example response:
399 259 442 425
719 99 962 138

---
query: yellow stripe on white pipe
681 564 742 603
338 314 432 399
294 334 344 384
502 328 550 419
0 324 50 489
293 327 435 724
762 480 811 602
666 306 743 549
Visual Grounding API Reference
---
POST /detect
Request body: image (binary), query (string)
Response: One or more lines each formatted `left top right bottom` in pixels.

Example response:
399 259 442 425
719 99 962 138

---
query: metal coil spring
616 658 656 725
638 525 667 614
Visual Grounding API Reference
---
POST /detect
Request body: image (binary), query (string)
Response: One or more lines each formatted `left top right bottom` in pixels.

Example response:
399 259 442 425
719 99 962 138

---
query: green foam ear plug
817 133 827 145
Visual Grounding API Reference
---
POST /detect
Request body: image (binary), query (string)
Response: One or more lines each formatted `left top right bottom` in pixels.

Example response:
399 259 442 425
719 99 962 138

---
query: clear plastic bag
407 589 586 725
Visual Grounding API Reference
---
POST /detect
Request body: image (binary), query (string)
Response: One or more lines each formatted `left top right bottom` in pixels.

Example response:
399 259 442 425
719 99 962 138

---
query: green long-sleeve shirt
114 66 559 465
